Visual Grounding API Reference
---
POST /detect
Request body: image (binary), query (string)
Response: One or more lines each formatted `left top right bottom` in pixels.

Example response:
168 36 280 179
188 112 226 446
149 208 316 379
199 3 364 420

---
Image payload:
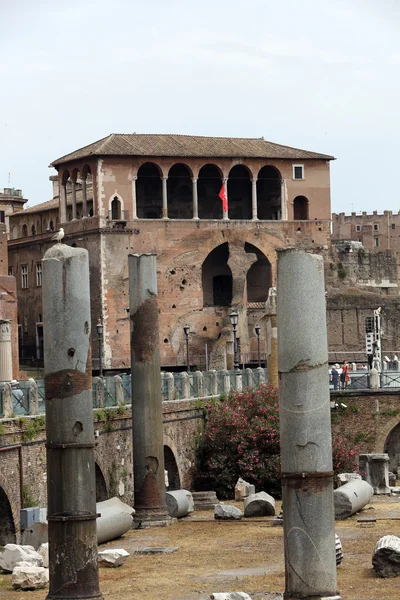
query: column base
47 593 103 600
133 516 175 529
284 595 341 600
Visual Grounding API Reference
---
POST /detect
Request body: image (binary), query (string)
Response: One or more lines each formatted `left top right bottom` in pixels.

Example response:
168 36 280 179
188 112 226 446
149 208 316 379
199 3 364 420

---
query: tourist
331 364 340 391
340 360 350 390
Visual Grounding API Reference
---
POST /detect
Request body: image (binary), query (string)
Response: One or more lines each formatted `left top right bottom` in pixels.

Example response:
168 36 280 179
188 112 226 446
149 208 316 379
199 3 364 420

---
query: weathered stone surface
244 492 275 517
214 504 242 520
134 547 178 554
210 593 252 600
372 535 400 578
192 491 219 511
12 565 49 590
234 477 255 501
0 544 43 572
359 453 390 495
334 480 374 520
337 473 362 486
165 490 194 518
38 543 49 568
21 522 48 549
98 549 130 567
335 534 343 566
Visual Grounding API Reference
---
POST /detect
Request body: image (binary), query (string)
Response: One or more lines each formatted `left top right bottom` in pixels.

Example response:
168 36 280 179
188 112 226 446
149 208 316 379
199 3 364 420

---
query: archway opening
22 224 28 237
0 486 16 545
111 196 122 220
294 195 309 220
198 164 223 219
31 225 36 236
384 423 400 474
257 166 281 220
202 243 232 306
228 165 252 220
167 164 193 219
245 242 272 302
95 463 108 502
137 162 162 219
164 446 181 491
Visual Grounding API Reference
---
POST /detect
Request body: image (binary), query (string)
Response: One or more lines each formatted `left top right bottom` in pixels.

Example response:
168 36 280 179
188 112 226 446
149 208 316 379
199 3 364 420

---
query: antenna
8 172 11 187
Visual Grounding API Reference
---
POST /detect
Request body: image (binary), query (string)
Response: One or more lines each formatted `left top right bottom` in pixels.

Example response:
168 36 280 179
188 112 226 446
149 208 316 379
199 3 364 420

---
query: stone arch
71 167 80 182
164 445 181 491
31 224 36 236
293 195 309 220
381 417 400 473
202 243 232 306
136 162 163 219
95 462 108 501
109 193 124 220
0 479 17 545
245 242 272 302
167 163 193 219
198 164 223 219
257 165 281 220
228 164 252 220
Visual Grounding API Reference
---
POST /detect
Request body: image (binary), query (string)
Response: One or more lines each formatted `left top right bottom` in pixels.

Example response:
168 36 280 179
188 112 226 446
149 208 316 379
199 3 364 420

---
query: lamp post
183 325 190 372
229 311 239 371
96 319 104 378
255 324 261 368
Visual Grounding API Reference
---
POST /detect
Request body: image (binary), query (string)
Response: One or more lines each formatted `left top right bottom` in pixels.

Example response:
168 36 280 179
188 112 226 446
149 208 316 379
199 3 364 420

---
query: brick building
332 211 400 252
8 133 334 370
0 188 27 236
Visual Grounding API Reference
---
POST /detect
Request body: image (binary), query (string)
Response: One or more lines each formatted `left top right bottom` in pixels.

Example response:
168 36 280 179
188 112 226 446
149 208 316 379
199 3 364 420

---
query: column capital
162 175 168 181
132 175 137 181
252 178 257 184
191 177 198 183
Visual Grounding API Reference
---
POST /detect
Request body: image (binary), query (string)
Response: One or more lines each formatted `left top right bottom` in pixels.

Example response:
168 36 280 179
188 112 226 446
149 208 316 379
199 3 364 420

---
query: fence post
370 368 380 389
166 372 175 401
180 371 190 399
114 375 124 406
245 367 254 388
194 371 204 397
234 371 243 392
28 378 38 415
223 370 230 395
256 366 266 385
209 370 218 396
92 376 105 407
3 382 12 417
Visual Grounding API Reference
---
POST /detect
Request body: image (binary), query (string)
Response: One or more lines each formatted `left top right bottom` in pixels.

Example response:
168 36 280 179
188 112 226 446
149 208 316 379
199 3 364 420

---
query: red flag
218 184 228 213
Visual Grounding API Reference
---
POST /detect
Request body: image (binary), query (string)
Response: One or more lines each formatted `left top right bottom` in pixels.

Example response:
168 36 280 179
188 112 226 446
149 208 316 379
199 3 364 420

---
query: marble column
281 179 288 220
192 177 199 219
222 177 229 220
252 178 258 220
82 177 88 217
132 176 137 219
60 183 67 223
0 320 13 381
162 176 168 219
71 180 77 220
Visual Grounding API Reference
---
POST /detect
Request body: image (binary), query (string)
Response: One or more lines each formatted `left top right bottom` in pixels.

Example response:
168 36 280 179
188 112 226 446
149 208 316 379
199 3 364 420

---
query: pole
129 253 170 526
277 248 339 600
233 323 239 371
186 333 190 372
97 324 103 379
42 244 102 600
205 343 208 372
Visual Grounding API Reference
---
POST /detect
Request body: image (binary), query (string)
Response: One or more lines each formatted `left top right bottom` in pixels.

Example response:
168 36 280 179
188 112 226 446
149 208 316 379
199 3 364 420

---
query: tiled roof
11 184 93 216
51 134 334 166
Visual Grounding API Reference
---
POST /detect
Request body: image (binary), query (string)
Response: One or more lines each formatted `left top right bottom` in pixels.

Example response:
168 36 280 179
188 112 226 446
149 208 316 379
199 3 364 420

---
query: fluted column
82 177 88 217
0 320 13 381
71 180 77 220
132 176 137 219
162 176 168 219
252 178 258 220
222 177 229 220
192 177 199 219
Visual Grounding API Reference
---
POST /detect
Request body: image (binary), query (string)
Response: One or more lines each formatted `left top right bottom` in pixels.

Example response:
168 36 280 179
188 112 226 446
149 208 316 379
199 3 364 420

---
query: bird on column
51 227 64 243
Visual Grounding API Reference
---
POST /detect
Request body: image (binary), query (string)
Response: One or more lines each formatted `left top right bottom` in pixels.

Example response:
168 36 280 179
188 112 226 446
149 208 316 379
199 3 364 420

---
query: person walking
340 360 350 390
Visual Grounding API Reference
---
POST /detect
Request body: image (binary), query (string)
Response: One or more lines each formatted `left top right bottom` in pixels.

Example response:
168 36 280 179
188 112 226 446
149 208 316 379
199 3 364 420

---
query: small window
373 224 379 231
36 262 42 287
374 237 379 247
356 225 361 232
392 223 395 230
293 164 304 180
21 264 28 289
0 211 5 223
8 266 13 277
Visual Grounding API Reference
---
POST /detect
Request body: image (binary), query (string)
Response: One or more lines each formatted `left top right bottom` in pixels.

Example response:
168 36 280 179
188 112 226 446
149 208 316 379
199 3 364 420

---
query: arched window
227 165 252 220
111 196 122 220
22 224 28 238
257 166 281 220
49 220 54 231
202 243 232 306
31 225 36 236
136 162 162 219
167 164 193 219
293 196 309 220
198 164 223 219
12 226 18 240
245 243 272 302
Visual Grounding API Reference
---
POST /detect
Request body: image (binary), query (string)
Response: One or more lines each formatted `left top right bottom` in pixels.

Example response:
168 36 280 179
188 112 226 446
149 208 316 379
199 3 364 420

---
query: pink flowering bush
194 385 359 499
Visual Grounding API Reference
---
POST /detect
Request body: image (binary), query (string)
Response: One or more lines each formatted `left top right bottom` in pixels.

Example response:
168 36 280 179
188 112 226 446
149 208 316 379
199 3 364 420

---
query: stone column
281 179 288 221
60 183 67 223
82 177 88 217
192 177 199 219
3 382 13 417
42 244 102 600
278 248 339 600
114 375 124 406
252 178 258 220
28 378 38 415
71 179 77 220
132 176 137 219
129 253 170 526
162 176 168 219
222 177 229 220
266 288 278 388
0 320 13 381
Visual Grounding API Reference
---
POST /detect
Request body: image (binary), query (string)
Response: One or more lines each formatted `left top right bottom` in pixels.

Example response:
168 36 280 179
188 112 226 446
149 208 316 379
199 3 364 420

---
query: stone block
0 544 43 572
210 594 252 600
214 504 242 520
359 453 390 494
337 473 362 486
21 521 48 549
38 543 48 568
234 477 254 500
373 535 400 577
12 565 49 590
166 490 194 518
244 492 275 517
98 549 130 567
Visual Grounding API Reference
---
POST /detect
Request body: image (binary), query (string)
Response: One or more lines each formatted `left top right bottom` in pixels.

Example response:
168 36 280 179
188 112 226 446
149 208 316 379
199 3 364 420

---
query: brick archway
0 474 18 544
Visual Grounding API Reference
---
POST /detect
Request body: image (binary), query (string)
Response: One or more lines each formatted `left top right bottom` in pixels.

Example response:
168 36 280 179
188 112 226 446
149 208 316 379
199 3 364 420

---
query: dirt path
1 500 400 600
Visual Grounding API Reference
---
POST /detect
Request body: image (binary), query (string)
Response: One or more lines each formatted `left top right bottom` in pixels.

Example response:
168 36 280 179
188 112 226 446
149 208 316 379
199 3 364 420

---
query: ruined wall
331 248 398 293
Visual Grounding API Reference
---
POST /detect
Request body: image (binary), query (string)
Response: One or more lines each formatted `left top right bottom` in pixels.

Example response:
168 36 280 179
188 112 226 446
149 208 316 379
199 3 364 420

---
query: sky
1 0 399 214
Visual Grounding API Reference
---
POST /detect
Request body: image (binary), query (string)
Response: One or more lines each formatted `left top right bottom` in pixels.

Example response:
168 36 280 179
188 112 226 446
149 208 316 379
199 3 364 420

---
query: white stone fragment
214 504 242 520
12 565 49 590
234 477 255 500
337 473 362 486
244 492 275 517
372 535 400 577
210 594 252 600
98 548 130 568
38 543 49 568
0 544 43 572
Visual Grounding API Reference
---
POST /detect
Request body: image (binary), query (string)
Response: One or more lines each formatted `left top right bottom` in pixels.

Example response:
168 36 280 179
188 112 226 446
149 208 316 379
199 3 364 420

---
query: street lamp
229 311 239 371
183 325 190 372
96 319 104 379
255 324 261 368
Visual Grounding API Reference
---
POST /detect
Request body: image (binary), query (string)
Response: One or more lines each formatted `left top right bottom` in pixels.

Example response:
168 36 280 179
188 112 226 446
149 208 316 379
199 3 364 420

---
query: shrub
194 385 359 499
